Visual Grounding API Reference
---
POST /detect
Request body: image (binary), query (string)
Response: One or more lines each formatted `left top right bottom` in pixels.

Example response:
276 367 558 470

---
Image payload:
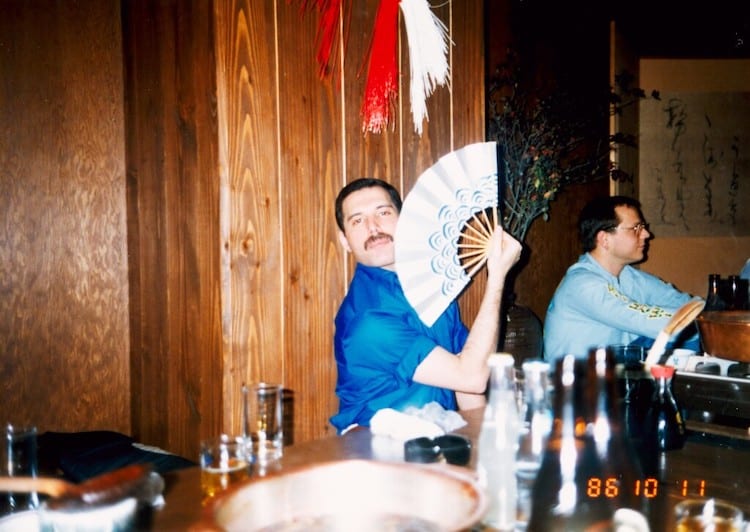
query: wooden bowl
696 311 750 363
196 459 486 531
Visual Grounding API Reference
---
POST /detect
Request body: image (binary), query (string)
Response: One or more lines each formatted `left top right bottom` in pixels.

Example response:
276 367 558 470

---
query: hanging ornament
400 0 451 135
296 0 450 136
293 0 349 79
360 0 401 134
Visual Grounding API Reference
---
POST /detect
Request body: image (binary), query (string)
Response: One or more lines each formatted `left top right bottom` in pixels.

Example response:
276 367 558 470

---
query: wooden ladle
0 463 151 508
644 299 706 368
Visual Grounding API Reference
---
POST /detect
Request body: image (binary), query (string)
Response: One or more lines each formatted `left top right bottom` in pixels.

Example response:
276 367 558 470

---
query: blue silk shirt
330 263 469 433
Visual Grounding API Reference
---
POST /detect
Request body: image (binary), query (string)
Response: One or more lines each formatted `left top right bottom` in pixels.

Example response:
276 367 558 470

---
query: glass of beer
200 434 251 503
674 498 744 532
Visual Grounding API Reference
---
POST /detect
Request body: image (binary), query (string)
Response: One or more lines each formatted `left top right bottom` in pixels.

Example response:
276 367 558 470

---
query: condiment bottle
527 354 613 531
515 359 552 528
641 364 686 477
705 273 726 311
728 275 749 310
477 353 520 531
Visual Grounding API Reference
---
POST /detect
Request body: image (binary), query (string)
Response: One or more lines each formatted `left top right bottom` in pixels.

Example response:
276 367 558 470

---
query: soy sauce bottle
705 274 726 311
640 364 686 477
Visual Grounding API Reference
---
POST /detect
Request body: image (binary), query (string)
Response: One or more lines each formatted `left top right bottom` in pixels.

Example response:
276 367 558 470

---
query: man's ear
338 230 352 252
596 229 609 251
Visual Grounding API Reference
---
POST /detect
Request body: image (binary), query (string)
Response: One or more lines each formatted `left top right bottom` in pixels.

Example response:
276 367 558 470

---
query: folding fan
395 141 500 327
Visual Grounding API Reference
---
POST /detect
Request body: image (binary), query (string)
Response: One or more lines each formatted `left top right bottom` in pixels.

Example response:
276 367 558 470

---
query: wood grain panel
123 0 223 459
275 2 343 442
122 0 172 450
169 1 223 455
0 1 130 433
214 0 285 441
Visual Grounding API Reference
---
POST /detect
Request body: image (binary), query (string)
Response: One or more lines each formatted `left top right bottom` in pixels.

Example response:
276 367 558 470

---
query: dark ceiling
614 1 750 58
501 0 750 59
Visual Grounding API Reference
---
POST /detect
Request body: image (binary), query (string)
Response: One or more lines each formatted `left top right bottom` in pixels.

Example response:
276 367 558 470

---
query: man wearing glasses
543 195 701 361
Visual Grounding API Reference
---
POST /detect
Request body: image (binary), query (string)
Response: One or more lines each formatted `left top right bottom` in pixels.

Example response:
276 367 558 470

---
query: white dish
0 510 40 532
664 348 698 370
201 459 486 531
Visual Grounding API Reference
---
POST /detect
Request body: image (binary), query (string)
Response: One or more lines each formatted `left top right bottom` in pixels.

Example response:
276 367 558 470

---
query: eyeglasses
615 222 650 236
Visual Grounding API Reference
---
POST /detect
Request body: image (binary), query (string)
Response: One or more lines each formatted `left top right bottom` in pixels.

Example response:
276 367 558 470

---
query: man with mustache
543 195 701 362
330 177 522 433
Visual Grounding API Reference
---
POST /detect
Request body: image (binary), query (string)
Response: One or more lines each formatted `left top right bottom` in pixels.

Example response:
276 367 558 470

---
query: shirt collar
356 263 400 288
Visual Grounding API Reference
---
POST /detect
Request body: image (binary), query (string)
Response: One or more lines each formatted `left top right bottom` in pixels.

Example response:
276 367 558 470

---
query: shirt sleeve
562 268 691 339
628 268 695 309
342 309 439 384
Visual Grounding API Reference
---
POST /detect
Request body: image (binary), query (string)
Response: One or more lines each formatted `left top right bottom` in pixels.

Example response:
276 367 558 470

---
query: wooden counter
150 408 750 530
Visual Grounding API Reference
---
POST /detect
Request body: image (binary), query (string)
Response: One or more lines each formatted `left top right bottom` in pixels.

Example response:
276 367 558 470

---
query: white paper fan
395 141 499 327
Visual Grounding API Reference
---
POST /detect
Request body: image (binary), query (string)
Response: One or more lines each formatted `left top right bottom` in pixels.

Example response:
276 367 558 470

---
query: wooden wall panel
0 1 130 433
123 0 223 458
275 3 343 442
214 1 286 442
2 0 489 462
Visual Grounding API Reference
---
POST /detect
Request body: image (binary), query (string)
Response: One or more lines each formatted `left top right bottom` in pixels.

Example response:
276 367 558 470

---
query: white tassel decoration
400 0 451 135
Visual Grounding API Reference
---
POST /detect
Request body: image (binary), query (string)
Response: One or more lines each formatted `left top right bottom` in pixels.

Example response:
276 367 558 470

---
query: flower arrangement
488 53 658 241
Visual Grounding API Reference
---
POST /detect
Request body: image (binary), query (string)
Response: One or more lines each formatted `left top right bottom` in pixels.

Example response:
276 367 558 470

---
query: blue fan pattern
428 172 499 297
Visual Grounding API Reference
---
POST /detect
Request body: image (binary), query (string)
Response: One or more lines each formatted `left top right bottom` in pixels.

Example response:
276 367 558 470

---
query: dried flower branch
488 52 659 241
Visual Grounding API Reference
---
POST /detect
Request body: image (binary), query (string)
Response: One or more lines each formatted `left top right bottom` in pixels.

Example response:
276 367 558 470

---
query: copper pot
696 311 750 363
195 459 486 531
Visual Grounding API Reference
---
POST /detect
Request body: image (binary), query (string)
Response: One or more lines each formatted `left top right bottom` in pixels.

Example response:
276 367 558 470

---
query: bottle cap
649 364 676 379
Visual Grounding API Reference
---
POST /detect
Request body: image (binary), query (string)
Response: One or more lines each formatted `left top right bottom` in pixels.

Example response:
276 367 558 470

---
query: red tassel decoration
317 0 344 78
292 0 348 79
360 0 401 134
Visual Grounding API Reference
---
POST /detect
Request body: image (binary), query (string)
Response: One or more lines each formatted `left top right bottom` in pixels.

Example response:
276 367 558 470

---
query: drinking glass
242 383 284 465
674 498 744 532
199 435 251 502
2 424 39 514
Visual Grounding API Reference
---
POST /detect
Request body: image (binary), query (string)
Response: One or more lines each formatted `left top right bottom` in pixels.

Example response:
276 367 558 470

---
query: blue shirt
330 264 469 433
544 253 700 361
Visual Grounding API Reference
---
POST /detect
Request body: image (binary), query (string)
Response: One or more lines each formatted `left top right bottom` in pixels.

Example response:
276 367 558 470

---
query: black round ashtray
694 362 722 375
404 434 471 466
728 363 750 378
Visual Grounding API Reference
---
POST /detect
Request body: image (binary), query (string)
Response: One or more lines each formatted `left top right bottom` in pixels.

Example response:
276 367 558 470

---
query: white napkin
404 402 468 432
370 408 445 441
369 402 467 441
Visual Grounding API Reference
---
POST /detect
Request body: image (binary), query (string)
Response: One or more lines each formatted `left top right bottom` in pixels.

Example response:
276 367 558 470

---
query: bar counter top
152 407 750 530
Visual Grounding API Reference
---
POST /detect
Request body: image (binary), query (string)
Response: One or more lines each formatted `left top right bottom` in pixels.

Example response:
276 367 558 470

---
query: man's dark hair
335 178 402 231
579 195 643 252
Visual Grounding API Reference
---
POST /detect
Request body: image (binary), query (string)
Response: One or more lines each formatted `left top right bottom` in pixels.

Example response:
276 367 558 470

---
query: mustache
364 233 393 250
